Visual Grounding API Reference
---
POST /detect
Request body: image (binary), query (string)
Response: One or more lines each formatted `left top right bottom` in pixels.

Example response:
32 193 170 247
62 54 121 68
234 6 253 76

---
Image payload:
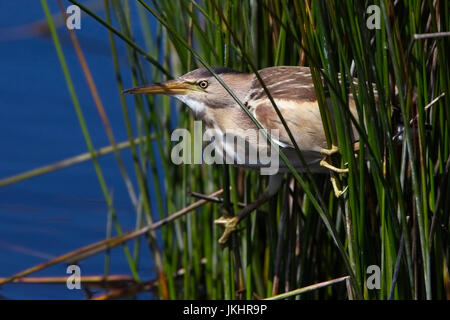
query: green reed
18 0 448 299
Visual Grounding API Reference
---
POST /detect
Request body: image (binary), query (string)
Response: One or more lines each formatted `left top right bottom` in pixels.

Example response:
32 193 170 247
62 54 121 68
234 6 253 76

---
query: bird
124 66 360 244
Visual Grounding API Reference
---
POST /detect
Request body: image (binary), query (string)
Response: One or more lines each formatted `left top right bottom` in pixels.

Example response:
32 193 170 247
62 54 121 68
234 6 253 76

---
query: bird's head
124 67 252 117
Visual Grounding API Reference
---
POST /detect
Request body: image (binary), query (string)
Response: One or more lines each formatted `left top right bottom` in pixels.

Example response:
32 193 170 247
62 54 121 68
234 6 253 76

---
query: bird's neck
177 100 256 135
174 95 207 118
206 105 257 134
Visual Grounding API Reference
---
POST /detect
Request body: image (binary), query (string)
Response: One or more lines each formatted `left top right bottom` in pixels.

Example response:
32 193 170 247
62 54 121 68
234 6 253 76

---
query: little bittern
125 66 360 244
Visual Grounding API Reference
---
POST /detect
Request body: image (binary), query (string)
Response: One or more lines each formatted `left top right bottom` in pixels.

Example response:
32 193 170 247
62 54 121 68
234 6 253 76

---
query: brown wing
246 66 360 151
245 66 318 102
248 98 328 152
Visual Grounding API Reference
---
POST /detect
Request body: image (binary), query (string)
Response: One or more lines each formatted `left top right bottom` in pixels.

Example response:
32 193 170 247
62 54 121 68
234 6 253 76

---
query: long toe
214 215 233 226
320 144 340 156
320 159 349 173
218 216 240 244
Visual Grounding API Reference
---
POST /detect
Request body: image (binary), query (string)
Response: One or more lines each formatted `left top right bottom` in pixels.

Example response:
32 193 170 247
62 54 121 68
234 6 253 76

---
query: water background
0 1 160 299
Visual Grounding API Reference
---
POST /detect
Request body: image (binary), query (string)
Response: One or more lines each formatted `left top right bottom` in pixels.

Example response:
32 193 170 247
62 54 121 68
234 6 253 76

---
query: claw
214 175 283 244
330 176 348 198
214 215 233 226
320 144 340 156
319 145 349 197
320 159 349 174
214 216 240 244
319 145 349 174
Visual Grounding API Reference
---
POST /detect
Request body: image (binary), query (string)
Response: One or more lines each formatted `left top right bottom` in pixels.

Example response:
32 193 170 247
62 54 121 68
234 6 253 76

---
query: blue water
0 1 160 299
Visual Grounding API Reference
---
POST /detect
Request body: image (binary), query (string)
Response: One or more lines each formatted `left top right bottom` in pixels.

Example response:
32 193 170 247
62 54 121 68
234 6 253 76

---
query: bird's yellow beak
123 79 193 95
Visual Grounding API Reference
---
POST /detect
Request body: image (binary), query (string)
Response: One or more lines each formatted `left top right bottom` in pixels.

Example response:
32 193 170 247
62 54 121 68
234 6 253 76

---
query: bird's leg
319 158 348 173
319 159 349 174
320 144 340 156
319 145 349 174
214 174 283 244
330 176 348 198
319 144 349 197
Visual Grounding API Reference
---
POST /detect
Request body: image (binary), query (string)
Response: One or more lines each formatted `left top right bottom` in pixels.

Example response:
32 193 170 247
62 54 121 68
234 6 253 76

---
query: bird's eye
198 80 208 89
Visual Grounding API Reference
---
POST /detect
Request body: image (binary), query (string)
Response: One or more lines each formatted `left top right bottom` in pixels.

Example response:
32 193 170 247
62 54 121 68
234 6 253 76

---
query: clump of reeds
1 0 448 300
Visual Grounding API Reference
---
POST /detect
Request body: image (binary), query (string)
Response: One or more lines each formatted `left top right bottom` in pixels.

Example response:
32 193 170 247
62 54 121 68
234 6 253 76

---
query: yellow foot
320 144 340 156
331 176 348 198
320 159 349 174
320 144 350 197
214 216 240 244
